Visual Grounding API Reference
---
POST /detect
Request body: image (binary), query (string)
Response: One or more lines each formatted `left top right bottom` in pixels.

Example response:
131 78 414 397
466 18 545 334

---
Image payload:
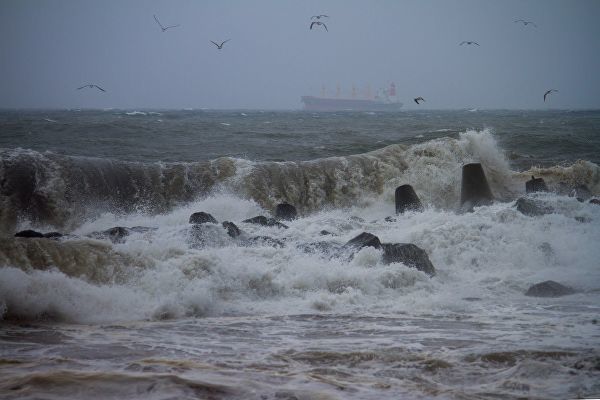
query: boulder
395 184 424 214
189 212 218 225
274 203 297 221
590 198 600 205
525 176 548 193
222 221 241 238
525 280 576 297
381 243 436 276
14 230 44 238
460 163 494 211
515 198 553 217
344 232 381 250
242 216 288 229
320 230 333 236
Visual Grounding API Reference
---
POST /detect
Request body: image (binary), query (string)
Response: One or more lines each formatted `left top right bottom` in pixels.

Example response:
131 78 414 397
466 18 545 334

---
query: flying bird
310 21 328 31
153 15 180 32
210 39 230 49
77 84 105 92
460 41 480 46
543 89 558 102
414 97 425 105
311 15 329 20
514 19 537 27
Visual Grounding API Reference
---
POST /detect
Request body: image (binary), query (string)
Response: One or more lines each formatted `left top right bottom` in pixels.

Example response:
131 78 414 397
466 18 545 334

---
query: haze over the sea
1 0 599 110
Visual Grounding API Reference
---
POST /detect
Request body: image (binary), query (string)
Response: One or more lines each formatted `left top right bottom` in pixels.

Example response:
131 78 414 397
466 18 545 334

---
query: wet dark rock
590 198 600 205
189 212 218 225
242 216 288 229
395 184 424 214
43 232 63 239
344 232 381 250
515 197 553 217
575 216 592 223
274 203 297 221
381 243 436 276
460 163 494 211
105 227 130 243
384 216 397 223
320 230 333 236
525 280 576 297
245 236 285 248
222 221 241 238
525 176 548 193
14 230 44 238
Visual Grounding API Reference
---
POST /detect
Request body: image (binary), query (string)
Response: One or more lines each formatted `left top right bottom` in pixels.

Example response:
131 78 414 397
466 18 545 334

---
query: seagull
77 84 105 92
311 15 329 20
210 39 230 49
515 19 537 27
544 89 558 102
460 41 480 46
414 97 425 104
153 15 180 32
310 21 328 31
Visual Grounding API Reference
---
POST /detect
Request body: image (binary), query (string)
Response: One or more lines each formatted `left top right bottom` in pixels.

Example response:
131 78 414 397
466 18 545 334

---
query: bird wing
77 85 88 90
93 85 106 92
153 15 165 30
210 40 219 47
473 42 480 46
515 19 525 23
460 41 467 45
310 21 316 29
311 16 318 19
322 22 328 31
544 90 551 101
321 15 329 18
165 24 180 30
221 39 231 46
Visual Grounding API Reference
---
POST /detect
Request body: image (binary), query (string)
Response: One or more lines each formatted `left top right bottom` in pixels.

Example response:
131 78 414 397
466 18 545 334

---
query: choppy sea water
1 109 599 399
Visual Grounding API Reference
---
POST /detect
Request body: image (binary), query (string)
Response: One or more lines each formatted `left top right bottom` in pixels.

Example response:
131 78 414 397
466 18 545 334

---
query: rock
274 203 297 221
14 230 44 238
320 230 333 236
590 198 600 205
381 243 436 276
395 184 424 214
222 221 241 238
384 216 397 223
244 236 285 248
43 232 63 239
525 280 576 297
515 198 553 217
189 212 218 225
344 232 381 250
575 216 591 223
460 163 494 211
525 176 548 193
242 216 288 229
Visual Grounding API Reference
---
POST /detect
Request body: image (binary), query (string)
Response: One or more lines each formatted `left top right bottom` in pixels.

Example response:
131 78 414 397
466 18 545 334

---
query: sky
1 0 599 110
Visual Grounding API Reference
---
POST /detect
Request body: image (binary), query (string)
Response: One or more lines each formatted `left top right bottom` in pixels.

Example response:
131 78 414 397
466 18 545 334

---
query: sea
1 109 599 399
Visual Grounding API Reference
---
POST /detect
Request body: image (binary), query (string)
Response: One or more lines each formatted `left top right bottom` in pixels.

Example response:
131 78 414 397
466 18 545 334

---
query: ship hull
301 96 403 111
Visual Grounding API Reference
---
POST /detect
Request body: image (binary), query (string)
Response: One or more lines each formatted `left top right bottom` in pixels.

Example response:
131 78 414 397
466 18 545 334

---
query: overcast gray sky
1 0 599 110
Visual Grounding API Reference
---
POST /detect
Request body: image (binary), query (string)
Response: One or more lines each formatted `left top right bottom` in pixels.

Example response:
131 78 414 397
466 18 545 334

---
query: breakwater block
525 176 548 193
460 163 494 210
274 203 297 221
395 184 424 214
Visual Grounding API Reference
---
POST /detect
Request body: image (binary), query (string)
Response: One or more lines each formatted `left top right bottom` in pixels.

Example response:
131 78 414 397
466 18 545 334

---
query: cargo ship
301 82 403 111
